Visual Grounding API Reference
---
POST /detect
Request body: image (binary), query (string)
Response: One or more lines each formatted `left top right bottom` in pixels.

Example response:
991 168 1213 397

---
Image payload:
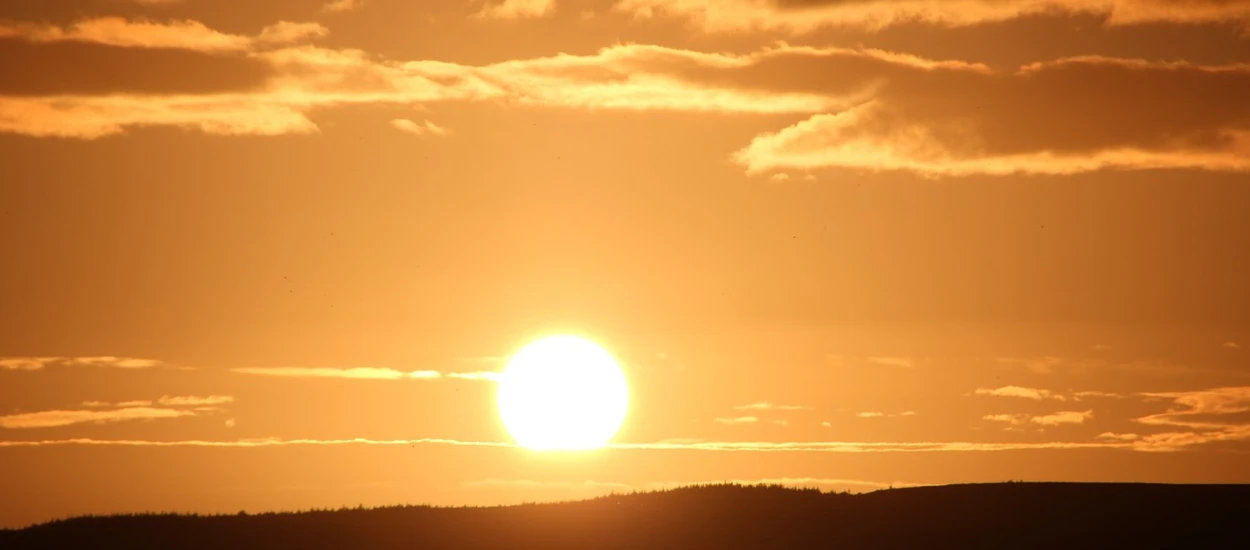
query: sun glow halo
496 335 629 451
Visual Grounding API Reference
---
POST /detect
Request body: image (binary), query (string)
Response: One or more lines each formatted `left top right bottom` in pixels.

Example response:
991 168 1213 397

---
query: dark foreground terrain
1 483 1246 549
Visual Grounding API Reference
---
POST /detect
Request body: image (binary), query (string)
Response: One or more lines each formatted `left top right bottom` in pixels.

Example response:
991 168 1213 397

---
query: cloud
0 41 854 139
983 410 1092 426
820 421 832 427
231 367 499 380
612 0 1250 34
322 0 364 13
1097 432 1140 441
231 367 443 379
0 17 326 52
69 357 165 368
733 401 810 411
1031 410 1094 426
391 118 451 137
157 395 234 406
0 356 167 370
0 437 512 448
0 436 1133 453
975 385 1066 401
0 357 54 370
856 411 917 418
80 396 231 408
1136 386 1250 429
6 31 1248 179
733 55 1250 177
867 356 914 368
1128 387 1250 451
1225 342 1241 349
0 407 198 429
714 416 759 425
478 0 558 18
611 439 1127 453
1073 390 1124 399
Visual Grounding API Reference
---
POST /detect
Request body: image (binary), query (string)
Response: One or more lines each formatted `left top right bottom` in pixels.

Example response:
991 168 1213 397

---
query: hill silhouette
1 482 1246 549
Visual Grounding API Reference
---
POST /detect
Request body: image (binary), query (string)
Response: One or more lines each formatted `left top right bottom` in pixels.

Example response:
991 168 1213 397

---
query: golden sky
2 0 1250 529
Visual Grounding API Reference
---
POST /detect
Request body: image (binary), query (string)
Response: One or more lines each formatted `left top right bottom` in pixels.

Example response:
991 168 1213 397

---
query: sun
496 335 629 451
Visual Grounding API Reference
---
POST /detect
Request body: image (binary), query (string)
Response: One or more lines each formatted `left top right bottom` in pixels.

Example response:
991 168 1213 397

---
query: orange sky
2 0 1250 529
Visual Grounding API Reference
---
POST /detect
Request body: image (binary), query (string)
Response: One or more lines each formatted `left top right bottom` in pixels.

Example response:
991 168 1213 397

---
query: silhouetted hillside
1 482 1246 549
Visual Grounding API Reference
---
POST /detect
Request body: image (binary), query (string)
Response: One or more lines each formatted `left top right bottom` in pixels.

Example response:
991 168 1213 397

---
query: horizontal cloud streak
231 367 498 381
2 27 1248 178
0 18 326 52
0 407 197 429
0 356 168 370
0 437 512 448
976 386 1066 401
614 0 1250 33
0 437 1135 452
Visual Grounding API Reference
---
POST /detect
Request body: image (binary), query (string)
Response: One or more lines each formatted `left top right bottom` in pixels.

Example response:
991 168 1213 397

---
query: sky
2 0 1250 529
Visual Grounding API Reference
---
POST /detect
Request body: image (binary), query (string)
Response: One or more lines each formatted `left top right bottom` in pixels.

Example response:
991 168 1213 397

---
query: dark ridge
2 482 1247 549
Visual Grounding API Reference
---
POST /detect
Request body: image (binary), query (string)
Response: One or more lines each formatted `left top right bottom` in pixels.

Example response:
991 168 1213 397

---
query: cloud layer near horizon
230 367 500 381
4 17 1249 177
615 0 1250 33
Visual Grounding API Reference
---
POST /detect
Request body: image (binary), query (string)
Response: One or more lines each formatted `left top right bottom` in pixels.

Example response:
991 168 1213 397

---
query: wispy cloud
0 357 56 371
232 367 442 380
733 401 811 411
1098 432 1140 441
0 437 512 448
713 416 759 425
1225 342 1241 349
0 407 199 429
478 0 557 19
5 33 1249 179
231 367 499 381
391 118 451 137
0 437 1132 453
1073 390 1125 399
1129 387 1250 451
81 396 230 408
975 385 1066 401
157 395 234 407
855 411 917 418
0 17 326 52
610 439 1128 453
1031 410 1095 426
0 356 169 370
613 0 1250 34
321 0 364 13
983 410 1092 427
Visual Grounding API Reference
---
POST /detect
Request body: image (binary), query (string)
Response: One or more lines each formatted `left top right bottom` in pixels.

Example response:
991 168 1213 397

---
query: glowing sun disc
496 335 629 451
